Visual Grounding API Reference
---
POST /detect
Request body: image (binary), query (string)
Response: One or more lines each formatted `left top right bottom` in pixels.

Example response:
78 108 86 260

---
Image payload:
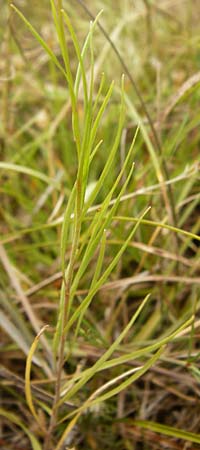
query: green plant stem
44 179 82 449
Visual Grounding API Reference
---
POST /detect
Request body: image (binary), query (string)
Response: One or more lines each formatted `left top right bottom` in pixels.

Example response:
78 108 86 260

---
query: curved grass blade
61 8 88 105
71 162 135 305
0 291 33 345
0 408 42 450
50 0 80 154
0 162 58 186
59 293 150 404
82 76 125 214
99 315 194 371
131 420 200 445
60 315 193 393
25 326 49 428
55 348 164 449
64 207 150 336
10 4 65 78
69 346 164 418
0 311 41 367
74 228 107 340
114 216 200 242
74 10 104 99
88 80 114 154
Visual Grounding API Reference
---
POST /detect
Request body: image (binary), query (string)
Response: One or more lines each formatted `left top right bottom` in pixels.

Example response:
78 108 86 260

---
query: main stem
44 179 82 449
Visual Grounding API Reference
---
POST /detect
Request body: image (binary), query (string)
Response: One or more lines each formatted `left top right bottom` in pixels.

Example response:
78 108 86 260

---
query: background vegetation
0 1 200 449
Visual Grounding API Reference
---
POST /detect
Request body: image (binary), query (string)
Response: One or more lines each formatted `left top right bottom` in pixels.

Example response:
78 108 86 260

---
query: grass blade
131 420 200 445
0 408 42 450
59 293 150 404
25 326 49 427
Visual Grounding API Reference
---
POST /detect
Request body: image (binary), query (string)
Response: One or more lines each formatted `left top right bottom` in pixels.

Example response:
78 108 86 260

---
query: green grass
0 1 200 449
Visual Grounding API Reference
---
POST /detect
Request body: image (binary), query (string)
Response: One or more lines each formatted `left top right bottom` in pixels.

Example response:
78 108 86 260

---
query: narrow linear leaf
132 420 200 445
89 346 164 406
0 162 58 186
82 77 125 213
114 216 200 242
59 293 150 404
25 325 49 426
0 311 41 367
89 81 114 152
11 4 65 77
58 346 164 426
100 315 194 371
64 207 150 336
60 315 193 393
51 0 81 153
74 10 104 98
0 408 42 450
71 162 135 304
74 229 107 339
62 8 88 105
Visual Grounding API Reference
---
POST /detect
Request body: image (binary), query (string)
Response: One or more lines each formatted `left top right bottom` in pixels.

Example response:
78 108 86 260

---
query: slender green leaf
0 408 42 450
62 9 88 105
131 420 200 444
0 162 58 186
59 293 150 404
11 4 65 77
